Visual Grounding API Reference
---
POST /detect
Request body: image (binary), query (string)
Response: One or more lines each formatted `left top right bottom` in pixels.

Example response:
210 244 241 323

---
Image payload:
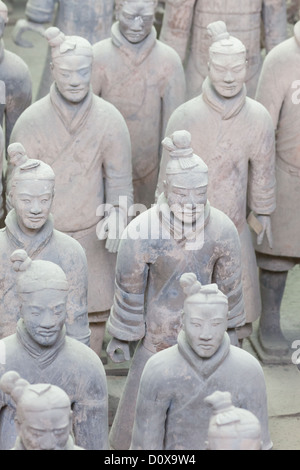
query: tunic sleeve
247 105 276 216
25 0 55 23
107 227 149 341
159 0 196 62
212 218 245 329
262 0 286 53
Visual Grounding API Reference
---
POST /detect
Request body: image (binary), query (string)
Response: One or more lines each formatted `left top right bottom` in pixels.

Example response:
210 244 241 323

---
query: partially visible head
11 249 69 347
45 26 93 103
8 143 55 236
180 273 228 358
207 21 247 98
163 130 208 224
0 371 72 450
205 391 262 450
115 0 158 44
0 1 8 36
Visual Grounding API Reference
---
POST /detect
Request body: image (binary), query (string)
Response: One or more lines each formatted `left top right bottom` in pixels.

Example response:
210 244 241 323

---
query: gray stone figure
159 0 287 99
130 274 271 450
13 0 115 99
107 130 245 450
0 249 108 450
0 142 90 344
92 0 186 208
252 20 300 360
156 21 276 344
0 371 84 450
0 1 32 152
8 27 133 358
205 391 262 450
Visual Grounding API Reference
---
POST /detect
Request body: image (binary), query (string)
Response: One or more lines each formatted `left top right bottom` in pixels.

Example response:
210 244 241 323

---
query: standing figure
160 0 286 99
0 1 32 151
8 28 133 357
0 249 108 450
0 143 90 344
0 371 84 450
107 130 245 449
130 274 271 450
92 0 186 208
13 0 115 99
157 22 276 343
252 21 300 359
205 391 262 450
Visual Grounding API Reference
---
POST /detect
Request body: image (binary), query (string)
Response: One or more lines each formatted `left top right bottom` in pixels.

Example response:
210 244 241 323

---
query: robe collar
16 319 66 370
177 329 231 378
111 22 157 66
50 82 93 135
156 192 211 250
202 76 247 120
5 209 54 259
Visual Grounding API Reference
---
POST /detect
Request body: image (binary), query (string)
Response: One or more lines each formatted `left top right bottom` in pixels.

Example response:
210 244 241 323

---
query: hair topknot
180 273 202 297
10 249 32 273
207 21 230 43
0 371 30 404
44 26 66 47
7 143 28 168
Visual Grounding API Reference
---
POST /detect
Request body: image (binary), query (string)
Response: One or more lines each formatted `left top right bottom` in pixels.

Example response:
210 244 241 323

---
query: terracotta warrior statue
0 371 84 450
205 391 262 450
157 21 276 345
130 274 271 450
0 1 32 152
7 28 133 358
252 21 300 358
13 0 115 99
92 0 186 208
0 143 90 344
0 250 108 450
159 0 286 99
107 130 245 450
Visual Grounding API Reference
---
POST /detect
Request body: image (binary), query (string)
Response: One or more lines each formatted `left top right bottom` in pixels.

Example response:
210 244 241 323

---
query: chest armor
192 0 262 80
56 0 114 43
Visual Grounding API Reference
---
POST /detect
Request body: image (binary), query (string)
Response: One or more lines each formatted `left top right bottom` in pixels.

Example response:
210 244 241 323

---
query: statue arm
25 0 56 23
262 0 287 53
159 0 196 62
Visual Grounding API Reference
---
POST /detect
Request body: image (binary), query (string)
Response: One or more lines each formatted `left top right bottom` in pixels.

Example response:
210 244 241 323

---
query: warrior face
16 407 72 450
208 51 247 98
183 301 228 358
118 1 155 44
51 54 92 103
11 179 54 236
164 171 208 224
20 288 67 347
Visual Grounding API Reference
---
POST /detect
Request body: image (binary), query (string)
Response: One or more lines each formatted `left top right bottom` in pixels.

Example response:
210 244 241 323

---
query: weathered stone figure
0 1 32 152
92 0 186 208
0 143 90 344
107 130 245 449
159 0 286 99
13 0 115 99
130 274 271 450
157 22 276 343
252 21 300 358
205 391 262 450
0 371 84 450
8 27 133 357
0 250 108 450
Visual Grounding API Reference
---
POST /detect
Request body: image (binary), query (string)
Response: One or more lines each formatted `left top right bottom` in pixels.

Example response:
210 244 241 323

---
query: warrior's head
115 0 158 44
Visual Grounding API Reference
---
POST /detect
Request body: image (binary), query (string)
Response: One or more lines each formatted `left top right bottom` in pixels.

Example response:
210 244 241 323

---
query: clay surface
0 143 90 344
14 0 115 99
160 0 287 99
157 21 276 340
92 0 186 208
0 249 108 450
0 371 84 450
130 275 271 450
107 130 245 449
